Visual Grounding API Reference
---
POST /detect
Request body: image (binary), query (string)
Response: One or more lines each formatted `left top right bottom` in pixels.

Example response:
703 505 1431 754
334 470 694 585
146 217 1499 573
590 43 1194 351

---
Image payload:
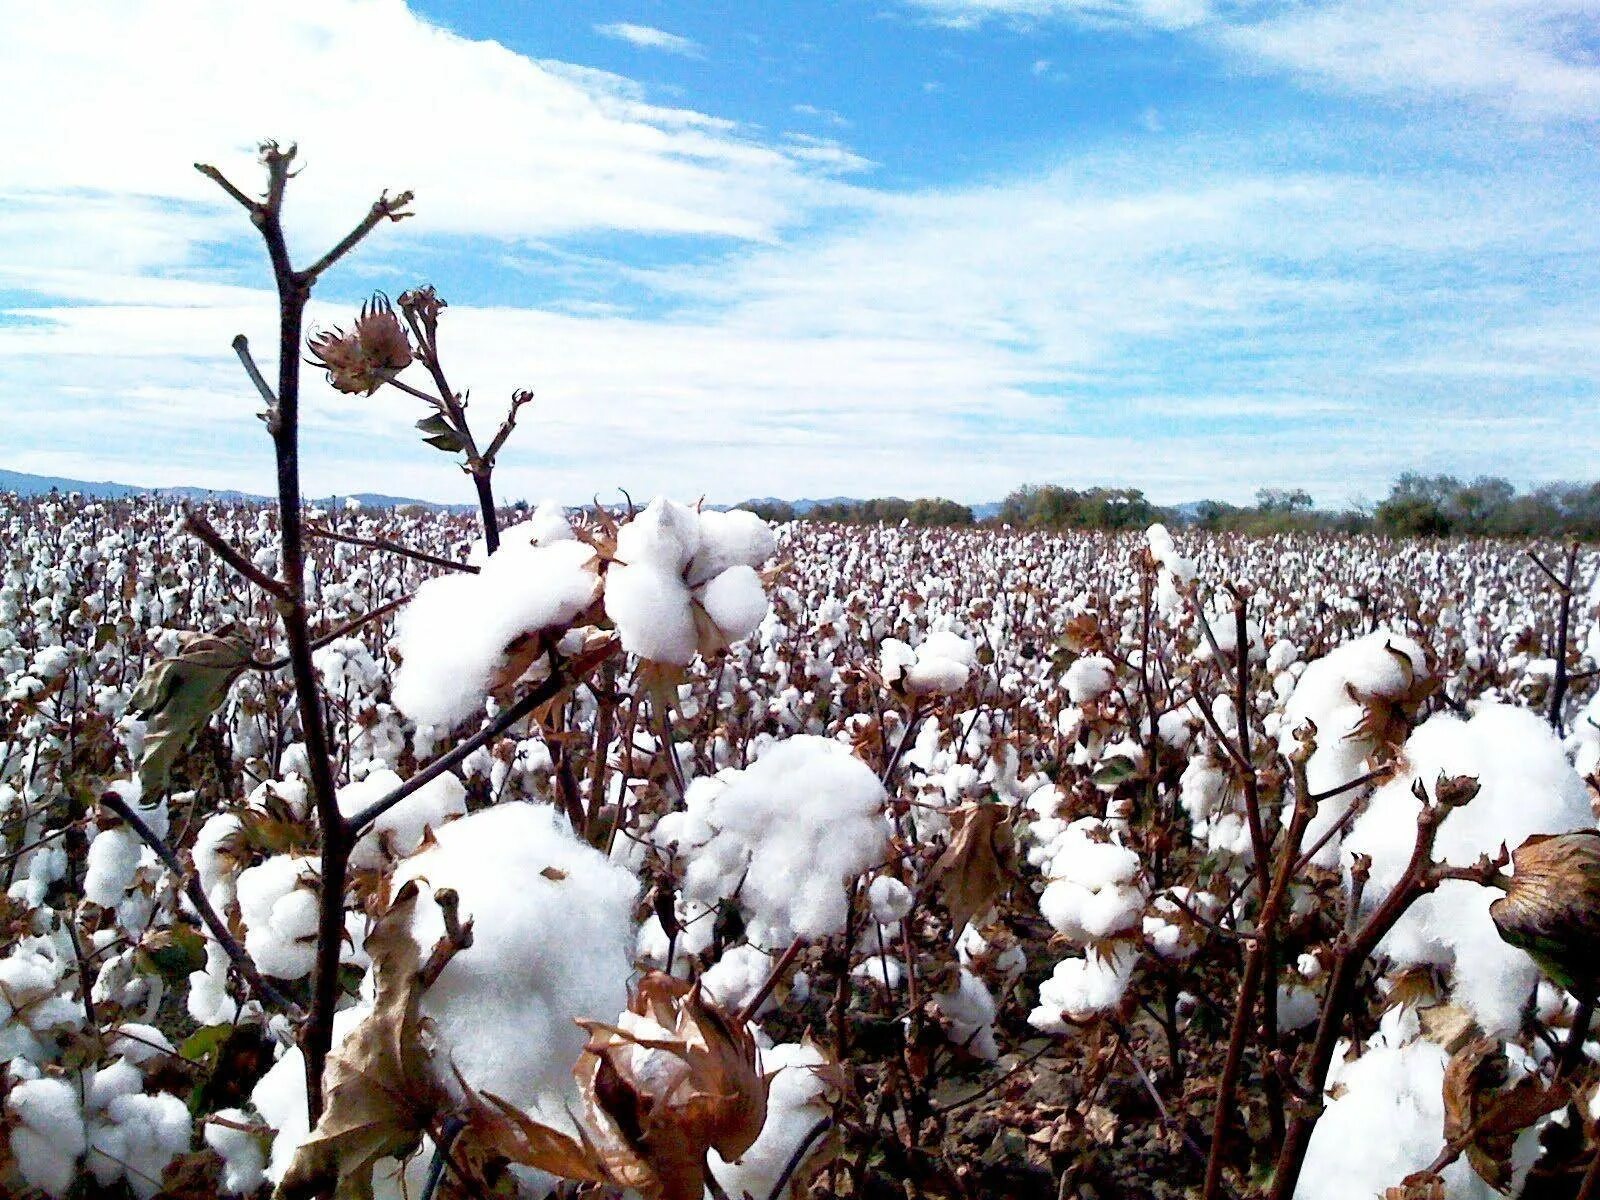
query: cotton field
4 486 1600 1200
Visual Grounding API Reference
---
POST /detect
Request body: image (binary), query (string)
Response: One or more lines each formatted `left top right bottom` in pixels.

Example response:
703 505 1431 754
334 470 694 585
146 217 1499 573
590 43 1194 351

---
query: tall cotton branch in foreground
392 539 600 728
604 499 776 666
654 735 889 944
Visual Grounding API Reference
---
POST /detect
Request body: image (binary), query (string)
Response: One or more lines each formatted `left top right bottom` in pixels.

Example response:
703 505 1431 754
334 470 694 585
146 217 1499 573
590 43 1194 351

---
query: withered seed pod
1490 829 1600 1001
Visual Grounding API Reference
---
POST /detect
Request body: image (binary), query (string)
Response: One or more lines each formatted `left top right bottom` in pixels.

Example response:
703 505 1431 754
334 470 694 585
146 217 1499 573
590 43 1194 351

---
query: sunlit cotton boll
392 539 600 728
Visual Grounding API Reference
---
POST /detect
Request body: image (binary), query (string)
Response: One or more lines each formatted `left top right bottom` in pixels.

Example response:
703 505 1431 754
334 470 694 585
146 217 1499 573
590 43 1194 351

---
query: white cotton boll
615 497 702 574
1029 944 1136 1033
337 769 466 870
604 562 697 666
1280 631 1429 867
104 1091 192 1200
393 802 637 1121
670 736 888 944
853 954 905 990
879 638 917 688
700 944 775 1016
698 565 769 643
868 876 914 924
1295 1031 1537 1199
252 1005 369 1186
392 541 599 728
1276 984 1320 1032
107 1023 174 1067
237 855 320 980
527 500 576 545
709 1042 837 1200
935 970 999 1060
8 1076 86 1197
84 825 143 907
1346 704 1593 1033
206 1108 267 1196
87 1058 144 1111
1038 818 1147 942
689 508 778 582
1064 655 1115 704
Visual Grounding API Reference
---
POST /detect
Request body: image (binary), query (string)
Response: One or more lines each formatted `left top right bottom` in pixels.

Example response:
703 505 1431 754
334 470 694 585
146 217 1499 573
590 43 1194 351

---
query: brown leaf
278 882 445 1200
926 803 1019 935
1442 1035 1569 1193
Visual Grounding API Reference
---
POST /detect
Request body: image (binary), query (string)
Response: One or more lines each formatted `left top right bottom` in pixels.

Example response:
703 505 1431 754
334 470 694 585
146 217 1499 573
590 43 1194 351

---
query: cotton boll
868 876 914 924
709 1041 838 1200
393 802 638 1120
689 508 777 583
83 825 143 907
879 638 917 688
237 855 320 980
1345 703 1593 1034
853 954 905 991
205 1108 267 1195
103 1091 192 1199
1064 656 1115 704
615 496 702 574
667 735 888 944
7 1076 86 1197
935 970 1000 1060
700 943 775 1016
698 564 770 644
1037 818 1147 942
337 769 466 870
1029 944 1136 1032
604 561 697 666
106 1023 174 1066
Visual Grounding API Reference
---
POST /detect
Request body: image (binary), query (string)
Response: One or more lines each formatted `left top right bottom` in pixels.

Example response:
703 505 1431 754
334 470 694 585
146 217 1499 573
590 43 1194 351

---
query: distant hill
0 468 471 512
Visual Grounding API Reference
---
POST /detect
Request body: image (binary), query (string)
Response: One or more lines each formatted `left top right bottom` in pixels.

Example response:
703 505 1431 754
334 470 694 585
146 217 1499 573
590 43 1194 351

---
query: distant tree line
738 475 1600 539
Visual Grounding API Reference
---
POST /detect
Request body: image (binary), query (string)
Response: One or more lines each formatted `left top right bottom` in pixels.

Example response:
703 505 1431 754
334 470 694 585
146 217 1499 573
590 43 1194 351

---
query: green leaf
1091 755 1142 788
179 1023 233 1064
136 924 208 981
415 412 465 454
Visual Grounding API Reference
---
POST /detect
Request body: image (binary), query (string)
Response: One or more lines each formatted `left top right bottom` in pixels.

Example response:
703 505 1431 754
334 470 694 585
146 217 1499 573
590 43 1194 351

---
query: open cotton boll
700 943 775 1015
205 1108 267 1196
1278 630 1429 867
336 768 466 870
1295 1027 1536 1199
1029 944 1136 1032
903 630 976 696
669 735 888 944
688 507 778 583
935 969 1000 1060
604 560 697 665
236 854 320 980
868 875 914 924
392 802 638 1120
392 540 599 728
878 638 917 689
252 1006 369 1186
7 1075 86 1197
83 825 143 908
95 1091 192 1200
1038 818 1147 942
697 564 769 643
1064 655 1115 704
1345 703 1594 1033
615 496 702 574
709 1041 838 1200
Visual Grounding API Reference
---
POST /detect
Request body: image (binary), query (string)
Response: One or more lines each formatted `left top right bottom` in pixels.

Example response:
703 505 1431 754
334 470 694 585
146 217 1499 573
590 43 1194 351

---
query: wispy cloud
595 21 704 58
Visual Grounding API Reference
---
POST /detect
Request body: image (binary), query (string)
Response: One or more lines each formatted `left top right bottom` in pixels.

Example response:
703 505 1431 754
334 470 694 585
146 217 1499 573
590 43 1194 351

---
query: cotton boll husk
709 1041 837 1200
1345 703 1593 1034
7 1076 86 1197
392 802 638 1119
698 564 770 643
604 562 697 666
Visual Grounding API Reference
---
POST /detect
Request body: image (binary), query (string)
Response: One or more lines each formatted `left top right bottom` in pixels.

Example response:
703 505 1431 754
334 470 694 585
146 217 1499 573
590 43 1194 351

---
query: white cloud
0 0 853 253
904 0 1600 116
595 21 704 57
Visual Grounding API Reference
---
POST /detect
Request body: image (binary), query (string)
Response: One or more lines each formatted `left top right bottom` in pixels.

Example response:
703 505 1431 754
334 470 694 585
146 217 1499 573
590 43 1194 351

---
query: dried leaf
279 882 444 1200
127 625 254 793
926 803 1019 935
1442 1035 1569 1193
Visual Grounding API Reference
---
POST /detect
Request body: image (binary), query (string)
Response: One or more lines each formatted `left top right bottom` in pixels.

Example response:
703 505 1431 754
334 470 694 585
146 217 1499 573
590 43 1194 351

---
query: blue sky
1 0 1598 507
